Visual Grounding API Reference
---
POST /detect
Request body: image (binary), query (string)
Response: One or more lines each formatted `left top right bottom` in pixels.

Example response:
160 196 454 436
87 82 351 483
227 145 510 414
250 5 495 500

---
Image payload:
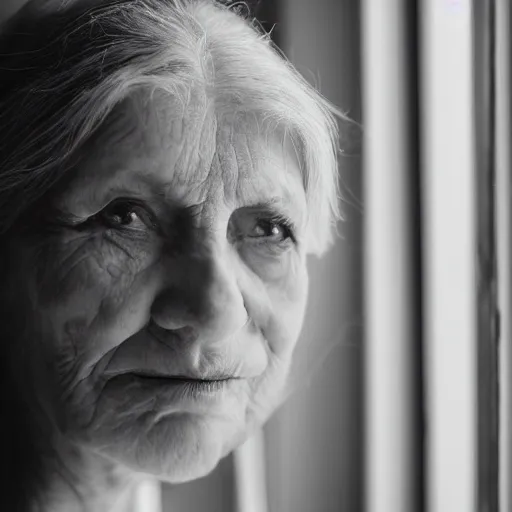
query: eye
88 199 157 232
249 218 293 242
228 208 296 247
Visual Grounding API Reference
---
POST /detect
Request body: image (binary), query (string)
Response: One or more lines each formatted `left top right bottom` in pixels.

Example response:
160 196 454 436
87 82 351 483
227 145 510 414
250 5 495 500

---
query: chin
91 411 246 483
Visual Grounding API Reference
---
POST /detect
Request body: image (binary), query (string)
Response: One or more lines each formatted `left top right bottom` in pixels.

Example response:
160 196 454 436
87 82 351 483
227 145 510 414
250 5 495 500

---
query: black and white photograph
0 1 504 512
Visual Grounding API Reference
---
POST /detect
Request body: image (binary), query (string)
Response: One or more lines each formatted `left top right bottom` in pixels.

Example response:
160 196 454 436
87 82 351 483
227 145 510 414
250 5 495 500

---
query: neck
32 440 142 512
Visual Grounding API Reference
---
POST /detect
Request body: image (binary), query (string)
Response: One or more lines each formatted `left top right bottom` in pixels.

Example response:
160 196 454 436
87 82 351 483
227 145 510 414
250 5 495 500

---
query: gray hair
0 0 345 254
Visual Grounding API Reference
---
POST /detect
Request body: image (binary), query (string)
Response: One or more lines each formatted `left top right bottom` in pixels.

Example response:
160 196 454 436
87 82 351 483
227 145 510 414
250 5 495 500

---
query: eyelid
52 197 158 232
239 213 297 247
99 198 160 230
45 206 87 228
244 205 296 228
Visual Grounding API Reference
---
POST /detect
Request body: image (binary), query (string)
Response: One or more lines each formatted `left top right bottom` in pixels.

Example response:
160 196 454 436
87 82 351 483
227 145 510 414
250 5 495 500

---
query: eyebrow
58 169 166 215
95 173 167 206
62 162 306 227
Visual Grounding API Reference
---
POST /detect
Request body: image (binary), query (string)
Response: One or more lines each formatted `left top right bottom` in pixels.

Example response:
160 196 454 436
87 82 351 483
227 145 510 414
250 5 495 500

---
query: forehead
68 89 307 223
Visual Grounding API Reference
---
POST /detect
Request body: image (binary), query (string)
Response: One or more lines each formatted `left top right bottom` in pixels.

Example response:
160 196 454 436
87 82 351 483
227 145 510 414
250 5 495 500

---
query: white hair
0 0 346 254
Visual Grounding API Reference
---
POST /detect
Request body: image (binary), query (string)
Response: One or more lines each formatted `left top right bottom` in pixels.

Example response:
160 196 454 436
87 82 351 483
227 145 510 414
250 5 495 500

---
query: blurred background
0 1 364 510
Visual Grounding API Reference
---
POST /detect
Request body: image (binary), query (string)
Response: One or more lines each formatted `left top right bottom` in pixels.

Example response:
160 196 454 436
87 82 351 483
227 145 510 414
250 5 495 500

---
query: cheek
264 254 309 358
237 244 295 283
30 232 162 376
36 232 152 303
246 259 307 399
240 256 308 428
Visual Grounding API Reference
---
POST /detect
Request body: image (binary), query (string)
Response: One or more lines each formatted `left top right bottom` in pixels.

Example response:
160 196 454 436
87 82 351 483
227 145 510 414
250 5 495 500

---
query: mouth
127 370 237 381
101 368 248 410
131 372 235 387
114 371 241 395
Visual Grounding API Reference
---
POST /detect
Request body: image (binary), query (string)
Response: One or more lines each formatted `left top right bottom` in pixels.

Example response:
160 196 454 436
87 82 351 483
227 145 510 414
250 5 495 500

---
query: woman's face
6 89 310 482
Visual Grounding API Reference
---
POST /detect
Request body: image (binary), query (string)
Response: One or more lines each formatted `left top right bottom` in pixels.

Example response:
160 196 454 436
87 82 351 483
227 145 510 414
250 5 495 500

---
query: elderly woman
0 0 342 510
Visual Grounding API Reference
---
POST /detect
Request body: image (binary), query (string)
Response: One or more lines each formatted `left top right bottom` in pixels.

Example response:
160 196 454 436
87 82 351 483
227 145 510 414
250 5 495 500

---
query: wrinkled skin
5 88 310 487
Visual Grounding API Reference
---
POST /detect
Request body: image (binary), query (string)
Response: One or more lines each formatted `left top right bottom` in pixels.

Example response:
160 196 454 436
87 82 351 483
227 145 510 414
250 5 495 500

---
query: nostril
147 318 198 345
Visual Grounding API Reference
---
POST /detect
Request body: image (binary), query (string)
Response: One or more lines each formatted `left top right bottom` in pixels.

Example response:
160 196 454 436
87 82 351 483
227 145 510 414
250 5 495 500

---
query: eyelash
252 214 296 244
59 199 296 248
71 199 158 233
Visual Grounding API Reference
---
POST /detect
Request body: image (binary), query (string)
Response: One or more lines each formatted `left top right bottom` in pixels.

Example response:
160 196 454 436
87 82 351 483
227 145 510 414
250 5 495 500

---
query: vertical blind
363 0 501 511
496 0 511 511
362 1 422 511
420 1 478 511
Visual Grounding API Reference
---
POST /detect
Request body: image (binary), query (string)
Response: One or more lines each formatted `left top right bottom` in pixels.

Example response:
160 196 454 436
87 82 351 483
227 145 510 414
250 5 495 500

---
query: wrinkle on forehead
64 88 306 224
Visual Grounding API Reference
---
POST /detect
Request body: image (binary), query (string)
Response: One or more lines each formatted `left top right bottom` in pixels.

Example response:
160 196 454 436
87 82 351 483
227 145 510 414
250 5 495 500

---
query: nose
150 246 248 346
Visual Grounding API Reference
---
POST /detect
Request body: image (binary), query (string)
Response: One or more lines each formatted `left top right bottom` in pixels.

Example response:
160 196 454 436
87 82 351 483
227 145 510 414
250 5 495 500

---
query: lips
103 368 243 396
101 325 267 384
128 371 238 384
